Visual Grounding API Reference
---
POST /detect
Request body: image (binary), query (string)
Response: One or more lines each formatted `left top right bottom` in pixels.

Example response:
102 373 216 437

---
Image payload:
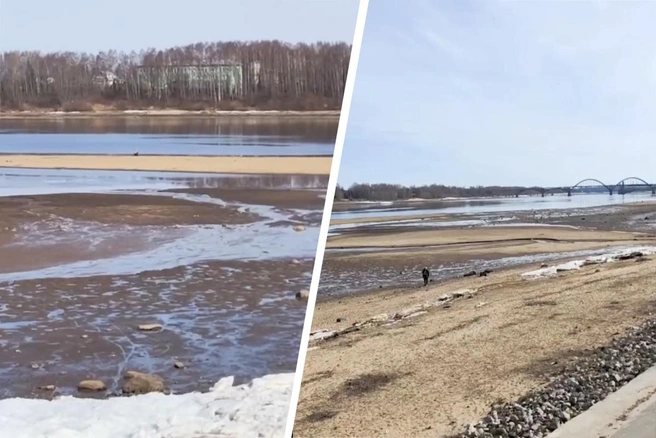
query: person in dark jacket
421 267 430 286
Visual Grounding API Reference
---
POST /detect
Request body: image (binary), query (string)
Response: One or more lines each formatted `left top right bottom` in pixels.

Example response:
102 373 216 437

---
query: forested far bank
0 41 351 112
335 183 530 201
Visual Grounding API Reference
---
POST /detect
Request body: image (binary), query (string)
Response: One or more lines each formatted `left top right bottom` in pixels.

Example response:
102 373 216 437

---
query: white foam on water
0 373 293 438
0 188 320 282
521 246 656 279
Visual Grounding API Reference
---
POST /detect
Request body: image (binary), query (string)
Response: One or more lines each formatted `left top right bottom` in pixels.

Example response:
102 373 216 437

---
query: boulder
122 371 165 395
138 323 162 332
78 380 106 392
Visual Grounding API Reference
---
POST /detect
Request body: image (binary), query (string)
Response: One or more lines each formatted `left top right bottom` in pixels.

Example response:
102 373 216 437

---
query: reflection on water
0 168 329 198
0 116 338 140
333 192 656 220
0 117 337 156
0 133 333 156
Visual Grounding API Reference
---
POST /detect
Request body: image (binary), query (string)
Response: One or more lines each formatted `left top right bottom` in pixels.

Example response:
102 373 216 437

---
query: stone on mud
309 330 338 342
38 385 55 391
452 288 476 299
77 380 106 392
617 251 644 261
122 371 165 395
138 323 163 331
295 289 310 301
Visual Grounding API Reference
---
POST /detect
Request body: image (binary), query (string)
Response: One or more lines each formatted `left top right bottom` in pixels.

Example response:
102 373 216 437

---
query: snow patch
0 373 293 438
521 247 656 279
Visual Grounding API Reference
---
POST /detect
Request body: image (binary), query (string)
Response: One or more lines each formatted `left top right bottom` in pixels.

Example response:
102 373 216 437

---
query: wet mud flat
318 202 656 300
0 177 324 399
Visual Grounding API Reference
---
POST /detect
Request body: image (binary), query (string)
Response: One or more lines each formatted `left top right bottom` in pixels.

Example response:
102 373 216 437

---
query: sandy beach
327 226 648 250
0 155 333 175
294 200 656 437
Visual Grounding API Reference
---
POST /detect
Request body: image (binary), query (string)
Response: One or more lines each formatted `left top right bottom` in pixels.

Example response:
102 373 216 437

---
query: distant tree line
0 41 351 111
335 183 529 201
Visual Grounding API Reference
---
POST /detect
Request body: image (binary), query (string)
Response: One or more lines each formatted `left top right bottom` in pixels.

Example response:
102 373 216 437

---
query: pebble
138 323 163 331
174 361 185 369
454 319 656 438
78 380 107 391
295 289 310 301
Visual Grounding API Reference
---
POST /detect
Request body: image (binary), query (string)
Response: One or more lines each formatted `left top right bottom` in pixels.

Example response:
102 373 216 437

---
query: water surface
0 117 337 156
333 192 655 221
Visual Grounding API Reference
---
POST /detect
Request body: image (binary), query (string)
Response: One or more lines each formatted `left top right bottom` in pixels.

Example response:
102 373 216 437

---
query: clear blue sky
338 0 656 188
0 0 359 53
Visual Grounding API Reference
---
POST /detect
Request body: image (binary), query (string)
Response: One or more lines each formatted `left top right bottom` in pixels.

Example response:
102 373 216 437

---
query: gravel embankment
453 319 656 438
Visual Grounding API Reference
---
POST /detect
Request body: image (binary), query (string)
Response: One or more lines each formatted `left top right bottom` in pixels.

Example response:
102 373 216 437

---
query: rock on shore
454 319 656 438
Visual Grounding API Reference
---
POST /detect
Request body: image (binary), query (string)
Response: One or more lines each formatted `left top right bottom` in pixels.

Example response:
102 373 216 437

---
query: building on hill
135 62 245 99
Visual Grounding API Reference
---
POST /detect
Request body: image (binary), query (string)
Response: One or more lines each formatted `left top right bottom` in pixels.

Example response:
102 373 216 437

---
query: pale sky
338 0 656 188
0 0 359 53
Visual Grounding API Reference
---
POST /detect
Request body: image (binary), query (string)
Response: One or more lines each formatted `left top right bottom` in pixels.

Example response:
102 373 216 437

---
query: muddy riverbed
0 169 325 399
318 199 656 300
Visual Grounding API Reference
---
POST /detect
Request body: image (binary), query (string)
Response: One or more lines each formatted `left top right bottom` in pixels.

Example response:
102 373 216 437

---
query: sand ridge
0 154 333 175
326 226 649 249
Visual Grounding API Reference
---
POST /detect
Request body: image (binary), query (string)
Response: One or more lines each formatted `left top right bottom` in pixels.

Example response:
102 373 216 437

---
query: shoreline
0 155 333 175
316 236 652 305
317 202 656 299
0 109 341 119
296 245 656 437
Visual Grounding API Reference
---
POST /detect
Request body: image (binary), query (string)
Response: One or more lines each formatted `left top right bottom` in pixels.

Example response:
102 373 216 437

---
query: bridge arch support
613 177 655 195
570 178 614 195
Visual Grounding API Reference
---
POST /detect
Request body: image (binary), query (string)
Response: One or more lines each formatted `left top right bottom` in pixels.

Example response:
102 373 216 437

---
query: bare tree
337 183 532 201
0 41 352 111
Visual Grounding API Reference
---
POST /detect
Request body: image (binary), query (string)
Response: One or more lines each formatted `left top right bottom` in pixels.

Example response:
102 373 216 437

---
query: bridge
515 177 655 197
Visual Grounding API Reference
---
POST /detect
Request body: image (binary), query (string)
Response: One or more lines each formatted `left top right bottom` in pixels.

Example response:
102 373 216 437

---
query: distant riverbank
0 109 341 119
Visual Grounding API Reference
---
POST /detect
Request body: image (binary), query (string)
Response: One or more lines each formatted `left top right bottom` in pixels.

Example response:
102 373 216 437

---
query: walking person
421 267 430 286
